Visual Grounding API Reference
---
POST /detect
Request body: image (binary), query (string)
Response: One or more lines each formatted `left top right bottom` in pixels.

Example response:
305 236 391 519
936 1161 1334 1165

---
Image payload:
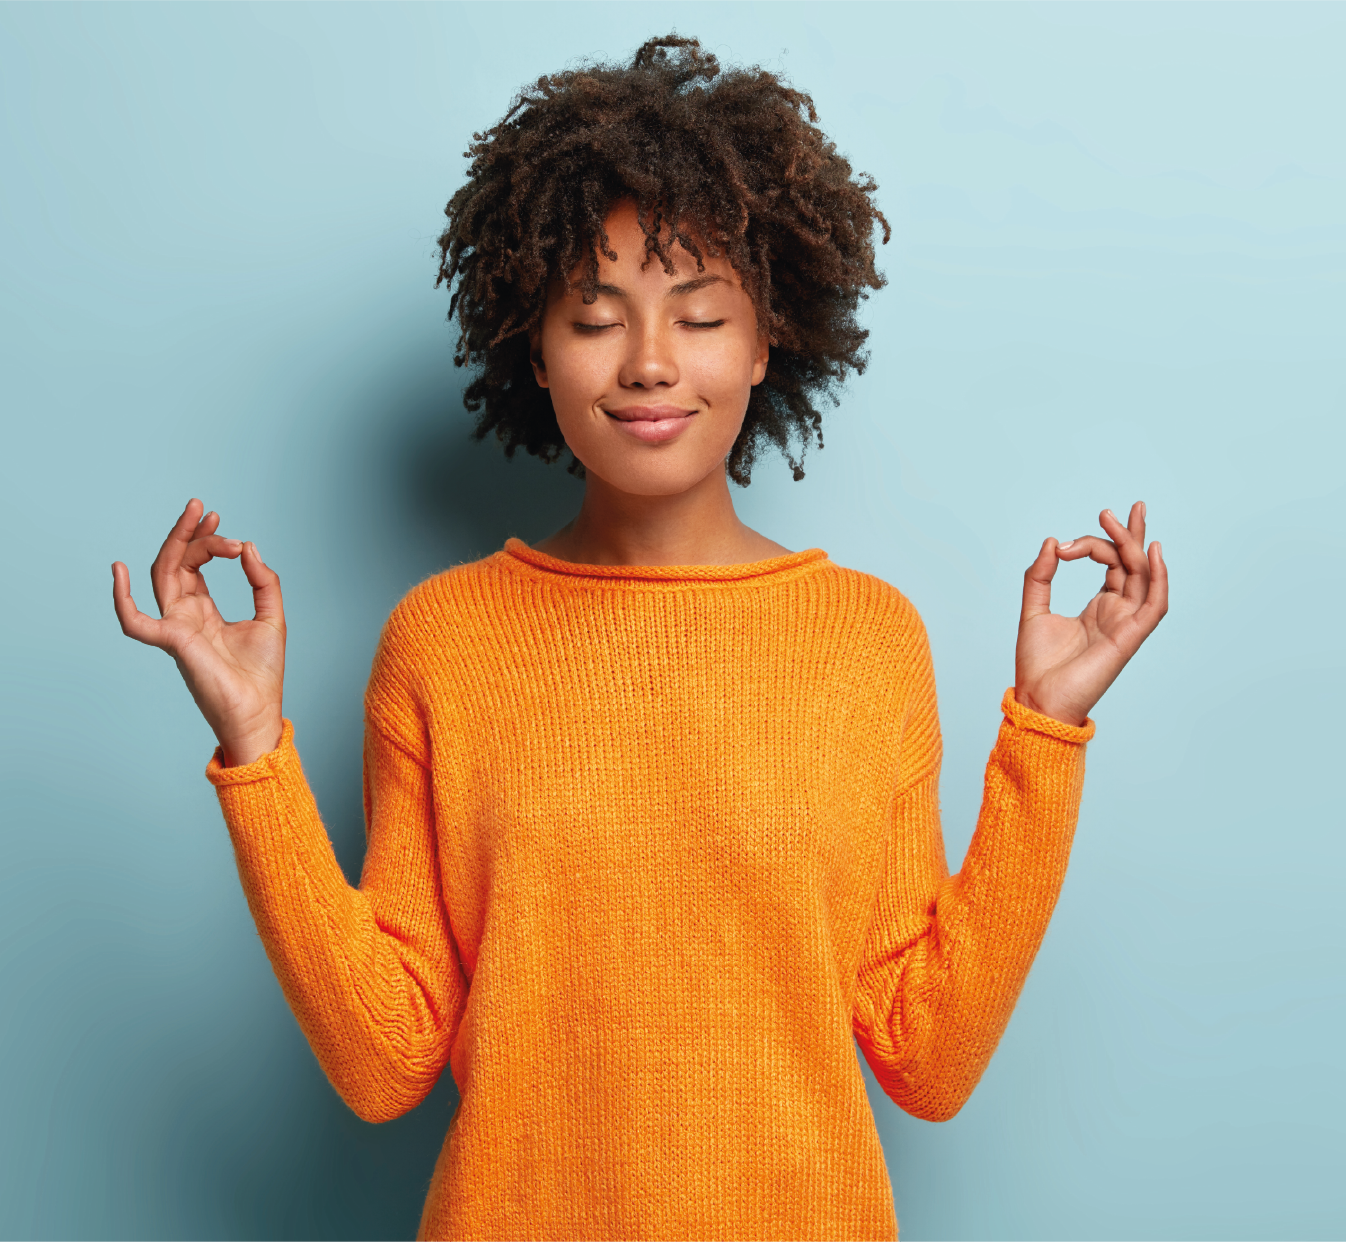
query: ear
750 329 769 387
529 327 549 389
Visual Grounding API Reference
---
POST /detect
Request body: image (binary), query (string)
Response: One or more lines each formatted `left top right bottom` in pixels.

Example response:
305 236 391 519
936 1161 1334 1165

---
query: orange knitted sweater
206 538 1094 1241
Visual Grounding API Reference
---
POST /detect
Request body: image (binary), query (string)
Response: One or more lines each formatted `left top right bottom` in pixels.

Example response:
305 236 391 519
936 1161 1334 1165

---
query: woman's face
530 199 769 497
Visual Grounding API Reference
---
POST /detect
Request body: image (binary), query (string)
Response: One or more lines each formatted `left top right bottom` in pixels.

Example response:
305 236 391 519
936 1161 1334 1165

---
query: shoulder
814 560 931 655
363 553 511 751
367 553 515 718
809 560 938 707
376 551 512 661
816 563 940 757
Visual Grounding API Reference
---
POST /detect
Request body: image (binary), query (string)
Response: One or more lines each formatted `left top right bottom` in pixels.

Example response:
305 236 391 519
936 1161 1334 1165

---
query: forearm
856 690 1093 1120
207 720 458 1122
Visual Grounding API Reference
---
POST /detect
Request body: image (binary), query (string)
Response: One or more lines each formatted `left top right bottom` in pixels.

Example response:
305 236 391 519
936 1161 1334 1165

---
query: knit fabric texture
206 537 1095 1241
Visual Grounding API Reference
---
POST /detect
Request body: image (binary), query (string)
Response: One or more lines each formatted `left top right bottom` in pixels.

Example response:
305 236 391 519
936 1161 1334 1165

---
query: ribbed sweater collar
498 536 830 587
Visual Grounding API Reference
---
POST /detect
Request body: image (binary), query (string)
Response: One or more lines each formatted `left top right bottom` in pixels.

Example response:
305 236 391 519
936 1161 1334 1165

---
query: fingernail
1104 509 1116 522
1059 539 1074 550
1140 501 1146 517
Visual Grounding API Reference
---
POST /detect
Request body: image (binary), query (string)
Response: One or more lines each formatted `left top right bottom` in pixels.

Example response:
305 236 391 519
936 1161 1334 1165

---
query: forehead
602 199 715 259
555 199 740 295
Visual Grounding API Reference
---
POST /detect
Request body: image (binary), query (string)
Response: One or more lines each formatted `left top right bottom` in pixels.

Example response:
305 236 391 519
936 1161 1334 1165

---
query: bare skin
111 201 1168 762
112 505 284 766
1017 502 1167 725
530 199 781 568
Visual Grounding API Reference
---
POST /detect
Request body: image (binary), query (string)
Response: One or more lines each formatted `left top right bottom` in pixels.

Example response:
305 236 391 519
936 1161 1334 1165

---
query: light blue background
2 3 1342 1238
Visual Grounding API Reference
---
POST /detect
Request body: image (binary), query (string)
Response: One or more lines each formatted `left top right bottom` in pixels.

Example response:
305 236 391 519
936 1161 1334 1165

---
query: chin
580 449 725 498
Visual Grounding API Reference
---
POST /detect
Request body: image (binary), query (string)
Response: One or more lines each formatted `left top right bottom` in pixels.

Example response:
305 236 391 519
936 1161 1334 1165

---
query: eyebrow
589 274 728 300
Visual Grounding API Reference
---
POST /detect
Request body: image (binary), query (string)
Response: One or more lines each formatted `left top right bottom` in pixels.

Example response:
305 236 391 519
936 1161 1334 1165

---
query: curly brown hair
435 33 890 484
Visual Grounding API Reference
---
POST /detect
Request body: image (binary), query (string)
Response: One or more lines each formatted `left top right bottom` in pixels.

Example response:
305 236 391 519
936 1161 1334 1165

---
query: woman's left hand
1014 501 1168 727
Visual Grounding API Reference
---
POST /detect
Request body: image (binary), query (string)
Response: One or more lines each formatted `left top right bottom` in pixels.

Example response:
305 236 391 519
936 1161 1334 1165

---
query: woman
112 35 1166 1242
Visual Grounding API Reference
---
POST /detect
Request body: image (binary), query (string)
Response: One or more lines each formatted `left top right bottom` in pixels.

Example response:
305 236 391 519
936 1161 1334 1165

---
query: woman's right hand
113 498 286 767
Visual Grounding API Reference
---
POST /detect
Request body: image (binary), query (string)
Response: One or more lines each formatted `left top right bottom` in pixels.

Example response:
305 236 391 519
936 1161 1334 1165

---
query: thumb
1021 538 1059 622
241 542 285 627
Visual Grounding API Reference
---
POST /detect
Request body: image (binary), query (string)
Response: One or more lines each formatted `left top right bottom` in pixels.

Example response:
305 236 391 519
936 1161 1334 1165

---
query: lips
603 404 696 444
604 404 694 422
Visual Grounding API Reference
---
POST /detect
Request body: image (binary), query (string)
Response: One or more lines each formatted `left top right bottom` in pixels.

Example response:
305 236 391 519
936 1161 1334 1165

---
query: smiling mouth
603 404 696 444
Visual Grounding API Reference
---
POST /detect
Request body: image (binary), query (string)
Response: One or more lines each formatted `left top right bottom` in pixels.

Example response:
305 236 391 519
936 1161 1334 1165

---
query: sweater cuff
205 718 296 786
1000 688 1096 744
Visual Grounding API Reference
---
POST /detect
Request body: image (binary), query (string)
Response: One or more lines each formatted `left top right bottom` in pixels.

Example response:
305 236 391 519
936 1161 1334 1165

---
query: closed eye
681 319 726 329
573 322 620 333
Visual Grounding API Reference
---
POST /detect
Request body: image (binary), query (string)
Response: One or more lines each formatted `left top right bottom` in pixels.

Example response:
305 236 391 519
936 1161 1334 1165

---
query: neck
535 466 788 566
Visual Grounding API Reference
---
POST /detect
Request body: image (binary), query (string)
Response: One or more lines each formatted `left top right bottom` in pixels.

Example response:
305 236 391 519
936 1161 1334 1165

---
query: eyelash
572 320 725 332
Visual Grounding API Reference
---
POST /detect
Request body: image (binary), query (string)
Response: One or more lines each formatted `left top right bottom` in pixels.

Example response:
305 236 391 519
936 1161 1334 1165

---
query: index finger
149 499 206 608
1056 535 1121 569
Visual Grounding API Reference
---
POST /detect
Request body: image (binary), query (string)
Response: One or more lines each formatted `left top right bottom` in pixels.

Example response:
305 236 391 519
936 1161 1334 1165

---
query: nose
617 319 679 390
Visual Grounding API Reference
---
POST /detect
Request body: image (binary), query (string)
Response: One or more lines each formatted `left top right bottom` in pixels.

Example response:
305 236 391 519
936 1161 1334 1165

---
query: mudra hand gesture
112 498 286 767
1015 501 1168 727
114 499 1167 755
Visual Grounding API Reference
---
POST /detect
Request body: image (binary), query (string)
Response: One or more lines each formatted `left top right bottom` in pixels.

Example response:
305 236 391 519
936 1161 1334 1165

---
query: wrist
219 716 284 767
1013 685 1088 728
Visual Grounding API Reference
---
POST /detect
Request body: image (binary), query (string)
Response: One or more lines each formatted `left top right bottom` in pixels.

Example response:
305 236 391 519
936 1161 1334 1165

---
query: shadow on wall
210 354 587 1242
311 350 585 881
394 367 586 567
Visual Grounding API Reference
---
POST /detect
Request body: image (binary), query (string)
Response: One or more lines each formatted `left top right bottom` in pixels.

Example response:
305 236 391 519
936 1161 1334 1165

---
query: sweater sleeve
206 687 468 1124
850 621 1093 1123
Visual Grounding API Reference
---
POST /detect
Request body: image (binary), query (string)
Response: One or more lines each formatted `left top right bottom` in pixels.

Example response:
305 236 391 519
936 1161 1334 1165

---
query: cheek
540 332 609 411
690 333 759 408
541 353 615 464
